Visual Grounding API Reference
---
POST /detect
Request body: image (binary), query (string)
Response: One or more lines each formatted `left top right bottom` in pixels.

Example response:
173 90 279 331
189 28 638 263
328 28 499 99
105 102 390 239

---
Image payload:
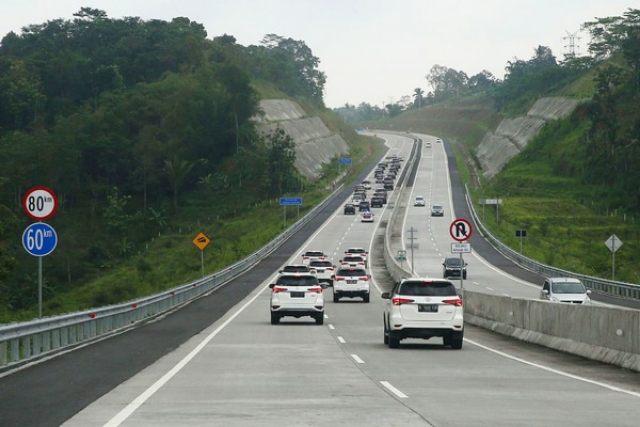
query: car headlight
550 296 560 302
583 298 591 305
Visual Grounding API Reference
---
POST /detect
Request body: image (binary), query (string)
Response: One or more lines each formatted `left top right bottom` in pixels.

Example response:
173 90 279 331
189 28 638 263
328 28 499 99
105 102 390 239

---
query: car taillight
272 286 287 293
392 297 414 305
335 277 344 281
443 298 463 307
308 287 323 294
361 276 369 281
328 267 334 271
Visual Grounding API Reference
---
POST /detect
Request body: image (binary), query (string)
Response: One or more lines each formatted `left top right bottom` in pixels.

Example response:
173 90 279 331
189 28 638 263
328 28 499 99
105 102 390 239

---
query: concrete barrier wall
464 290 640 371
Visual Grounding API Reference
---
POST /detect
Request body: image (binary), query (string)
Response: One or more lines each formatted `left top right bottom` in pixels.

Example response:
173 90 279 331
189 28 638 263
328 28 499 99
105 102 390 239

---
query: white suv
382 278 464 349
269 273 326 325
308 260 336 286
339 255 366 268
301 250 326 266
344 247 368 267
332 266 370 303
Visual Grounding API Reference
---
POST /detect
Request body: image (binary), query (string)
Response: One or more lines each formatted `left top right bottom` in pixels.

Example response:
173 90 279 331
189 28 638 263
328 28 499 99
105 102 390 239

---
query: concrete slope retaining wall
256 100 350 179
477 97 582 179
464 290 640 372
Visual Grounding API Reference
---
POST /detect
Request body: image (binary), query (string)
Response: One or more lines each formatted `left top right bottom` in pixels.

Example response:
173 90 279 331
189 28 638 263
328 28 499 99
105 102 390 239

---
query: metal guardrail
0 186 344 368
464 183 640 301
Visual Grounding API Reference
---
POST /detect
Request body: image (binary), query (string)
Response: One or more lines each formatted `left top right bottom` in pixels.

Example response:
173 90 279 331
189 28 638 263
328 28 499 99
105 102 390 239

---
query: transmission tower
563 30 581 60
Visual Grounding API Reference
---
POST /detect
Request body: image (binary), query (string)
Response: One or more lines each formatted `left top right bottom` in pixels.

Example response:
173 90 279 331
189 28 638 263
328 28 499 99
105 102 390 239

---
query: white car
414 196 426 207
540 277 591 304
361 211 374 222
301 250 326 266
382 278 464 349
308 260 336 286
339 255 366 268
332 266 370 302
269 273 326 325
361 180 372 190
344 247 368 266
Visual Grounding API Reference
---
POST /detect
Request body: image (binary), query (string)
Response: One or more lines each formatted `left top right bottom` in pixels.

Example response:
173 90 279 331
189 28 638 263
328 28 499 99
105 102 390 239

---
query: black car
344 203 356 215
443 257 467 279
359 200 370 211
370 197 384 208
383 182 394 191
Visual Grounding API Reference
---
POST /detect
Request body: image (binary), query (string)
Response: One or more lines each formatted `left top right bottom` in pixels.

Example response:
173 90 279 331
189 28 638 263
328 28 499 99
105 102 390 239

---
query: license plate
347 280 357 284
419 304 438 313
290 292 305 298
317 269 325 273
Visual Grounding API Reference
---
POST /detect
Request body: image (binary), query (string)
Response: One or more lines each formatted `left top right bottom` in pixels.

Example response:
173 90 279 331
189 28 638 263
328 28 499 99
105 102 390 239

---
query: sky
1 1 638 108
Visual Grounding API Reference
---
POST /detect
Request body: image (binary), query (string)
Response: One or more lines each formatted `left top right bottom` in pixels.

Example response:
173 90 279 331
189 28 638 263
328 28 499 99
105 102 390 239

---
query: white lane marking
328 324 335 330
324 314 329 319
337 336 346 344
102 284 269 427
466 338 640 398
380 380 408 398
486 287 494 291
351 354 365 364
502 293 510 297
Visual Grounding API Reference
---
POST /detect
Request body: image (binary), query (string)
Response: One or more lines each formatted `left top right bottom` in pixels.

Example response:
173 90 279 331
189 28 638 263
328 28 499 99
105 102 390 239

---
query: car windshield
282 266 308 272
348 249 365 254
552 282 586 294
310 261 332 267
277 276 319 286
304 251 324 257
343 256 364 262
416 197 424 201
433 205 443 210
399 281 456 296
445 258 462 266
337 269 366 277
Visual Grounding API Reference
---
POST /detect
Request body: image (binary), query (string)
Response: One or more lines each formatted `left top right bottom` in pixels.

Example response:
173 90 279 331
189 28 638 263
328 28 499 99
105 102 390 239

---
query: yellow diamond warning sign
192 232 211 251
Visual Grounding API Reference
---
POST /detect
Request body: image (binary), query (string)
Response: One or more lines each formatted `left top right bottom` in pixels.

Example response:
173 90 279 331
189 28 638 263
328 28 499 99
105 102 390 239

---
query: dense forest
0 8 328 317
338 9 640 211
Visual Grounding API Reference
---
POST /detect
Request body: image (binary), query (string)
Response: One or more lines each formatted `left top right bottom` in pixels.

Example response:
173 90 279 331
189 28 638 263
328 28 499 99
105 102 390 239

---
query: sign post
192 232 211 277
605 234 623 280
279 197 303 230
450 219 473 290
515 229 527 254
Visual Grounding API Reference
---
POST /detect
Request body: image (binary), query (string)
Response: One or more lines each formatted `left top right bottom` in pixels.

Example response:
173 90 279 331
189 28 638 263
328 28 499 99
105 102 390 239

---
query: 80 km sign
23 186 58 221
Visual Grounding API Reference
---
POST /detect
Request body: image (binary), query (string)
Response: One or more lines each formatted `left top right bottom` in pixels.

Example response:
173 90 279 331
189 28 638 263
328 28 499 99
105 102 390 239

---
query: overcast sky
1 1 638 108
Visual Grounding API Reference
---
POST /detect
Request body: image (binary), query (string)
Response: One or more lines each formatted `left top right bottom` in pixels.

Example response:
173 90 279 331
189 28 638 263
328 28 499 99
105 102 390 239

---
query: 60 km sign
23 186 58 221
22 223 58 257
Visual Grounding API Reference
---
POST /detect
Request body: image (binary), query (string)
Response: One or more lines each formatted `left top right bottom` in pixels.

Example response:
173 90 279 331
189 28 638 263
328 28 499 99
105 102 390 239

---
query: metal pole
201 250 204 277
283 206 286 230
496 200 499 226
520 234 523 254
459 252 464 290
612 235 616 280
38 256 43 318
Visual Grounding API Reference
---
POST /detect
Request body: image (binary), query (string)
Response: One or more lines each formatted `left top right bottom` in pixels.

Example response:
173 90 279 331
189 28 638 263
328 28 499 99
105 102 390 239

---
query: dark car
359 200 371 211
443 257 467 279
370 197 384 208
383 182 394 191
431 204 444 217
373 191 388 204
344 203 356 215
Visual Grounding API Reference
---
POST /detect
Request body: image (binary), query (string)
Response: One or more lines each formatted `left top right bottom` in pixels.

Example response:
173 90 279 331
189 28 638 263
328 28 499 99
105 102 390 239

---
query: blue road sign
339 158 352 165
279 197 303 206
22 222 58 257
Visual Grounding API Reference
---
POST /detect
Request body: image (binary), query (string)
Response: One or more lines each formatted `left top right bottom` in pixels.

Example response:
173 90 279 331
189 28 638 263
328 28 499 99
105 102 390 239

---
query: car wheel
463 272 467 279
388 336 400 349
450 331 464 349
363 294 370 303
383 317 389 345
270 313 280 325
333 293 340 303
443 335 452 347
316 315 324 325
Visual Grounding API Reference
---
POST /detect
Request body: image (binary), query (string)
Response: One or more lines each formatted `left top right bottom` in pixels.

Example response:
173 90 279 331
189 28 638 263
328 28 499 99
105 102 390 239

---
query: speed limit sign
23 186 58 221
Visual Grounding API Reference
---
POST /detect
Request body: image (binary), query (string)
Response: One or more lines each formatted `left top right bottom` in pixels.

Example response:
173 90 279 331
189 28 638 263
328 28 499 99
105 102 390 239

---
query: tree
163 157 194 212
413 88 424 108
263 128 297 196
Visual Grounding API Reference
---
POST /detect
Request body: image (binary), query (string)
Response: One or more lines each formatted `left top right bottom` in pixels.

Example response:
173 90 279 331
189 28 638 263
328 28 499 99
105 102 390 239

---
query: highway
1 134 639 426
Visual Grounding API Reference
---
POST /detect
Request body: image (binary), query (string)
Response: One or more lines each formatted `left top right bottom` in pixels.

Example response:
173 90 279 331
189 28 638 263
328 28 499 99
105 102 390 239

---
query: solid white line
466 338 640 398
328 324 335 330
102 285 267 427
380 380 408 398
502 293 510 297
486 287 494 291
337 336 346 344
350 354 365 364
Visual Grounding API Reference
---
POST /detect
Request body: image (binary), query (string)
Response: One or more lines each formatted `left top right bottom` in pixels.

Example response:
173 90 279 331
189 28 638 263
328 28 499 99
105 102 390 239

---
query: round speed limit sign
23 186 58 221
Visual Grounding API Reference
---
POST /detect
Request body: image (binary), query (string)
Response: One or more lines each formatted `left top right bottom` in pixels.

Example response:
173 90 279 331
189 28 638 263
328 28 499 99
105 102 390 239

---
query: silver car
540 277 591 304
431 204 444 216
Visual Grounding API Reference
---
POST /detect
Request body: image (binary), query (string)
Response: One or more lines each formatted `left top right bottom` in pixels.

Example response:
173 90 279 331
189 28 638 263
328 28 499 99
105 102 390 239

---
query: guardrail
464 183 640 300
0 186 344 368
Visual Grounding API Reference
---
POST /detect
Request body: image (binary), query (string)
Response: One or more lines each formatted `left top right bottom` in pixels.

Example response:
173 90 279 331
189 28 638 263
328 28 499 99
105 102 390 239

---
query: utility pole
407 227 418 275
563 30 581 61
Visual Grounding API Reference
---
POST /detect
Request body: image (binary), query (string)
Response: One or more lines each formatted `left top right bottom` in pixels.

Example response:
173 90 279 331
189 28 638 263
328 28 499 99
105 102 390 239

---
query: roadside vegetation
347 9 640 284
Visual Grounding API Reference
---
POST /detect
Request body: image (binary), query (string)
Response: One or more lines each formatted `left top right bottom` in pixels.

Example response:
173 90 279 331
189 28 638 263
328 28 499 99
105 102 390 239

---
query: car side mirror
278 270 283 273
381 292 390 299
269 283 276 289
339 259 343 263
320 283 328 289
586 289 592 295
542 289 549 294
331 274 335 279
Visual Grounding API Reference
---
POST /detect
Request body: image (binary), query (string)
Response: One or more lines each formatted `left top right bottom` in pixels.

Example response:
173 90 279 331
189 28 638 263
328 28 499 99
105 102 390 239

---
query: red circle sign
450 218 473 242
22 186 58 221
